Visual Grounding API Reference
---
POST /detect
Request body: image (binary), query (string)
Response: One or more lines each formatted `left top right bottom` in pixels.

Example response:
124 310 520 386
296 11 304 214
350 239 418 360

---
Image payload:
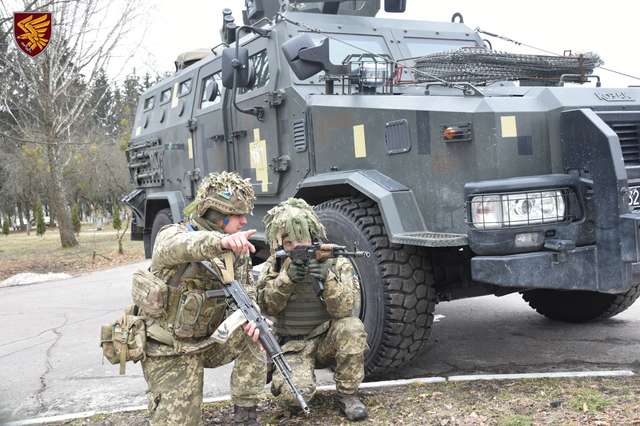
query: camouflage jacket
146 223 254 353
256 255 359 336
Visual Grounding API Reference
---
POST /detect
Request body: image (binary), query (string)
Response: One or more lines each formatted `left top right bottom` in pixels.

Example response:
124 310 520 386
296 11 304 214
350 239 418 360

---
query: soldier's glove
286 259 307 283
308 258 331 282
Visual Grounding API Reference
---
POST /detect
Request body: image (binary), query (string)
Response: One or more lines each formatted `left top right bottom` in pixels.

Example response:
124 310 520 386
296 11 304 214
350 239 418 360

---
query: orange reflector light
443 126 461 140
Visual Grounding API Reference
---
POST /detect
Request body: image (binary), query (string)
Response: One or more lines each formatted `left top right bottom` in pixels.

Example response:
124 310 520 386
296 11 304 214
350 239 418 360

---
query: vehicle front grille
609 122 640 166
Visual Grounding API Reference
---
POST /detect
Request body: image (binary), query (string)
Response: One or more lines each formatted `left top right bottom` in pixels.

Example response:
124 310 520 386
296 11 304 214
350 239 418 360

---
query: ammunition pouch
131 269 168 318
100 308 146 375
173 288 224 339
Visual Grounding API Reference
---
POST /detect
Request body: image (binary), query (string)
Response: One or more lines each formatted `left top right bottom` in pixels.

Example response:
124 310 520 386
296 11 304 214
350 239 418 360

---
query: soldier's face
282 237 311 252
223 214 247 234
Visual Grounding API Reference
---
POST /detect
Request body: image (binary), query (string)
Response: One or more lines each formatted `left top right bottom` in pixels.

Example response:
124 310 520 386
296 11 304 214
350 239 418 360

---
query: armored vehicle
124 0 640 376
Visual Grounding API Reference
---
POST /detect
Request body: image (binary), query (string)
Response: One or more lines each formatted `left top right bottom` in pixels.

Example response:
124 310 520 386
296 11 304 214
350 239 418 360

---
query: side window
200 72 223 109
143 96 155 111
159 88 172 104
178 79 192 97
239 49 270 95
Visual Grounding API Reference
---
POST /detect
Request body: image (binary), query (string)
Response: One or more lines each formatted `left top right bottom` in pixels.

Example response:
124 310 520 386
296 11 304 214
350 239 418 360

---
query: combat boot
233 405 260 426
337 392 368 421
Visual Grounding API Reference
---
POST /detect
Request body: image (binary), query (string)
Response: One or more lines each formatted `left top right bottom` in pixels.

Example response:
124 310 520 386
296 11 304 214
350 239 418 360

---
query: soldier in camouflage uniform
256 198 369 421
141 172 267 426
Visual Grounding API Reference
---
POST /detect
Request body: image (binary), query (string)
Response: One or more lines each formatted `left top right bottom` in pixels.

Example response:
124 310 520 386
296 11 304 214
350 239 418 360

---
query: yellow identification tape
250 128 269 192
353 124 367 158
500 115 518 138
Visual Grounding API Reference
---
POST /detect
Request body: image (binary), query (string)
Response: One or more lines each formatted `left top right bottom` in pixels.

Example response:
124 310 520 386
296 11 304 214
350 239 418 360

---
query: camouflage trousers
272 317 368 407
141 328 267 426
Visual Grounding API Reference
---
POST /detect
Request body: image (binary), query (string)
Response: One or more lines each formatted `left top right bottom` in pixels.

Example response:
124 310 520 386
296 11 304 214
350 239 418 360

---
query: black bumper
468 108 640 294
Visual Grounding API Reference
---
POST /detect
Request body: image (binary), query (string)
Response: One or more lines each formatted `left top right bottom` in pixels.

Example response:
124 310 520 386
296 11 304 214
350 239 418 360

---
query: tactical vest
274 260 333 337
158 261 227 341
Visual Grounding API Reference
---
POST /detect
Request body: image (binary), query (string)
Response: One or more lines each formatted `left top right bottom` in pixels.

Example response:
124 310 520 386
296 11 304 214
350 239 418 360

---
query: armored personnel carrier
124 0 640 376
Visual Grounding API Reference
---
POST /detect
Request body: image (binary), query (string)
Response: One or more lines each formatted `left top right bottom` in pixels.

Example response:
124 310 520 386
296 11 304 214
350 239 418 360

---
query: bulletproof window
159 88 172 104
239 49 270 95
178 79 192 97
200 72 223 109
143 96 155 111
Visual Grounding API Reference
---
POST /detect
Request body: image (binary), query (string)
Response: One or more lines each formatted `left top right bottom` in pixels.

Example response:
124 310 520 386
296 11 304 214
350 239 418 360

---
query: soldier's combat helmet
184 171 255 218
263 198 326 248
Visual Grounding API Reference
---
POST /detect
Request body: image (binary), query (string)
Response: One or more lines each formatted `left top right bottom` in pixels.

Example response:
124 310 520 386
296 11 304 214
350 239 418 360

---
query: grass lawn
0 223 145 281
56 376 640 425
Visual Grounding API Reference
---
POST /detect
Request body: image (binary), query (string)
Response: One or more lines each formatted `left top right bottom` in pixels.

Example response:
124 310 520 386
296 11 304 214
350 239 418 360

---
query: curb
6 369 635 425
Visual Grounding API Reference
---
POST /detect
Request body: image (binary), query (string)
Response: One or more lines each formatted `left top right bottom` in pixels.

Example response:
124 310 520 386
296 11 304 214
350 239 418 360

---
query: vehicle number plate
629 186 640 209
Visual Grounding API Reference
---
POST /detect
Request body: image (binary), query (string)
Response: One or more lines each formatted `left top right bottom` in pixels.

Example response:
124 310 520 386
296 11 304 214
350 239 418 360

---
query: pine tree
90 68 114 133
112 203 121 231
35 200 46 237
2 216 9 236
71 204 81 234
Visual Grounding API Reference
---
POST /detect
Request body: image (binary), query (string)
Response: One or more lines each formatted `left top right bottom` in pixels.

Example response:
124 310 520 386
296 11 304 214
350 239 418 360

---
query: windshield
307 33 390 64
403 37 478 58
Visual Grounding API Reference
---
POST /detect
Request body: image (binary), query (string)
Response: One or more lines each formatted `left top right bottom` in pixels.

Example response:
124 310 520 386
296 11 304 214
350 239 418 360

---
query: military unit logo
14 12 52 57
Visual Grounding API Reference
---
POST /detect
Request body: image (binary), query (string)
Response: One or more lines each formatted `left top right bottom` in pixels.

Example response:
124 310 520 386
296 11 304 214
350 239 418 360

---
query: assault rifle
274 243 370 297
200 260 310 415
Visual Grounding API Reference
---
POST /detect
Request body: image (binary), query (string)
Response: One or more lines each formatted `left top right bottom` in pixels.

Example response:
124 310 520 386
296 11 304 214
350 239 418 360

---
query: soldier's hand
221 229 256 254
286 259 307 282
242 321 266 352
242 320 260 343
308 258 331 281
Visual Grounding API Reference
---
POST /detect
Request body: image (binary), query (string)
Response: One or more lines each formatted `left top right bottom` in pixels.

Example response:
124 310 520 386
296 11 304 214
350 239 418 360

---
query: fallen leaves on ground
56 376 640 425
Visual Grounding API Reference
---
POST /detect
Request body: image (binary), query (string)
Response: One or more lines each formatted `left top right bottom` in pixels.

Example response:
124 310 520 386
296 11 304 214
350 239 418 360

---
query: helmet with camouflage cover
263 198 327 249
184 171 255 218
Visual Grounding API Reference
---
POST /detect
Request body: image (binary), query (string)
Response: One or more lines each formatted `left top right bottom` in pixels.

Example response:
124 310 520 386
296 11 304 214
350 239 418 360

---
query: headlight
470 190 566 229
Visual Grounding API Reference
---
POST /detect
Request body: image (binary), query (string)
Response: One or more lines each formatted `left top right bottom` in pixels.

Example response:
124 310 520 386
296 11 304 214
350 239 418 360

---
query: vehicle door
192 57 228 184
166 71 198 197
232 35 284 197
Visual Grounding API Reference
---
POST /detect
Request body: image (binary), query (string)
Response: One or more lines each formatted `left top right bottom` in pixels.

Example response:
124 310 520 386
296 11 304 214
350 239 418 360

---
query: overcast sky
135 0 639 88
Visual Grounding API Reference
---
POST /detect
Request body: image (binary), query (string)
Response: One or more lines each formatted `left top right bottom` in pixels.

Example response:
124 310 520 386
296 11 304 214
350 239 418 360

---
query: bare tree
0 0 142 247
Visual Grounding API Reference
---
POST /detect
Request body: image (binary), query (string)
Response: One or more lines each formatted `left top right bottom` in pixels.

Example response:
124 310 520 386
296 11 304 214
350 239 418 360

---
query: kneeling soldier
141 172 267 426
256 198 369 421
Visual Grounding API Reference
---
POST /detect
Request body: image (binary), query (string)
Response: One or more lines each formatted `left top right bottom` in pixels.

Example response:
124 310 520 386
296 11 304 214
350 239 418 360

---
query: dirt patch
0 226 144 282
54 376 640 425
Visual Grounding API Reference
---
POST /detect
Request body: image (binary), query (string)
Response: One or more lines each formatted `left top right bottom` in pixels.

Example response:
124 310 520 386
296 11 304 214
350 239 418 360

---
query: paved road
1 262 639 422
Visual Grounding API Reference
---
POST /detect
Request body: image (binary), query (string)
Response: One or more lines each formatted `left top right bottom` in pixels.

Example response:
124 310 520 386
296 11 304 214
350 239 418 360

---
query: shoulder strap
221 252 235 284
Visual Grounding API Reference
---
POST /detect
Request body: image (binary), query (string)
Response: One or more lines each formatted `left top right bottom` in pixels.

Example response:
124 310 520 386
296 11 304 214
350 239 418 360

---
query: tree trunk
46 144 78 248
17 201 25 229
25 203 31 236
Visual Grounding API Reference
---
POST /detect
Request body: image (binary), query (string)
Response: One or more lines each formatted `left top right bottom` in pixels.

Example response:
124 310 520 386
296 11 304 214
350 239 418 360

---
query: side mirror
282 34 348 80
204 79 219 103
221 47 255 89
384 0 406 12
281 34 324 80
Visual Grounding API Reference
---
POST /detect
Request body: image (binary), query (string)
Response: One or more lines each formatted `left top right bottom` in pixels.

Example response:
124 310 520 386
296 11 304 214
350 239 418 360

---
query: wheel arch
144 191 186 230
296 170 428 243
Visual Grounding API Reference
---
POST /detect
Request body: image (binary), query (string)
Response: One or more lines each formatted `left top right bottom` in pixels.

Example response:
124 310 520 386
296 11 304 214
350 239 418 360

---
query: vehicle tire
522 284 640 323
148 208 173 258
315 196 436 377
